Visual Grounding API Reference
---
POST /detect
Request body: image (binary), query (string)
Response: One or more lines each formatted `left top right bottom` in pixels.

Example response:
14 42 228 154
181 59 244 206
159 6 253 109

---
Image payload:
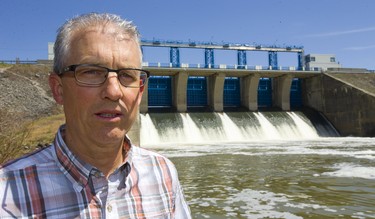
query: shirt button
107 204 112 213
94 171 101 178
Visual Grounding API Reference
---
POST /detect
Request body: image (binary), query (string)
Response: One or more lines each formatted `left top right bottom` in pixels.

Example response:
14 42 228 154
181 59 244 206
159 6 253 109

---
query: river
140 112 375 218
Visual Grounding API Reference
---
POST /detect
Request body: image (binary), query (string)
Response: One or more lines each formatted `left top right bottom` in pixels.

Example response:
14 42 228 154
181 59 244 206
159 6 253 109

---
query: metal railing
0 60 37 64
142 62 322 71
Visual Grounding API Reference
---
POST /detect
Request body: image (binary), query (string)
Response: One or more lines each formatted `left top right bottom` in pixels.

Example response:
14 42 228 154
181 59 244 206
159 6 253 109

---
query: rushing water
140 112 375 218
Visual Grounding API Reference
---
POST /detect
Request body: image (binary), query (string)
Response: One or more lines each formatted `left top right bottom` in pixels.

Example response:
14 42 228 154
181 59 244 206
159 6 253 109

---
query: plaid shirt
0 125 191 218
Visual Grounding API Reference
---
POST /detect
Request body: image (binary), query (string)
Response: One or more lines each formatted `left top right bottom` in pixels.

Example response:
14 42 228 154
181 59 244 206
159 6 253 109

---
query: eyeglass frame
58 64 150 88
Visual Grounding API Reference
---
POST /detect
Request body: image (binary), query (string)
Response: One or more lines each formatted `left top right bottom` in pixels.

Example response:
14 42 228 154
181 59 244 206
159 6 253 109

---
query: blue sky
1 0 375 69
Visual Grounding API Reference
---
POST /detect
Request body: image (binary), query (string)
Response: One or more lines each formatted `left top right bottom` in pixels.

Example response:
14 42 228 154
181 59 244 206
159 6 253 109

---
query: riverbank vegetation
0 110 30 164
0 110 64 164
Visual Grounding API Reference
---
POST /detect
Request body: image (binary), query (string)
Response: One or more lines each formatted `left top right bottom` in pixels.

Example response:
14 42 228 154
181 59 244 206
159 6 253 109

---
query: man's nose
101 72 123 100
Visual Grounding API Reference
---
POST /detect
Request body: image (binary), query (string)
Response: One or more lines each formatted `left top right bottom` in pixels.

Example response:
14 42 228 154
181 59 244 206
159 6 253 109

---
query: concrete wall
273 75 294 111
303 72 375 137
208 73 226 112
173 72 188 112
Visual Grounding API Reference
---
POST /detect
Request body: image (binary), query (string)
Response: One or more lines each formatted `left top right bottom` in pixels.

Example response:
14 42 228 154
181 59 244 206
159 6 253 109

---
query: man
0 13 191 218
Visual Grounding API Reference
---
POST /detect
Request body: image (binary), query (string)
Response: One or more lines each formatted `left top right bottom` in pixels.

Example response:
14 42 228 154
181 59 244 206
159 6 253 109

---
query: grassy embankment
26 113 65 146
0 111 65 164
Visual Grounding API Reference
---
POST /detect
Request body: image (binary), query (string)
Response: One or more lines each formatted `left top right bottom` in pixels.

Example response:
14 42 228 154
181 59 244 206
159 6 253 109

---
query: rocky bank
0 64 59 120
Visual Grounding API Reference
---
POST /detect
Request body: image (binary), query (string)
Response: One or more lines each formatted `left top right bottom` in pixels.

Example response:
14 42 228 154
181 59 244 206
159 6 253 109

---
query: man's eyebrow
72 59 140 69
118 65 141 69
72 58 102 66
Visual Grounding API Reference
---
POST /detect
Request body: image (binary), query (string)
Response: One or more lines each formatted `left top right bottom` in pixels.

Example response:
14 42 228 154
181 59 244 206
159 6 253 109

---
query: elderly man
0 13 191 218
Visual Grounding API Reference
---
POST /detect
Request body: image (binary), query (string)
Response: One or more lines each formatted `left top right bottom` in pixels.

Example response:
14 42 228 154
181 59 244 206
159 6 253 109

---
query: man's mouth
96 112 122 118
99 113 118 118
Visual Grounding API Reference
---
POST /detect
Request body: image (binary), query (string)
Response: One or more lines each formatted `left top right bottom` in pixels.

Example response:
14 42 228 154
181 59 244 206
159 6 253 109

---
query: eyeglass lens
74 65 146 87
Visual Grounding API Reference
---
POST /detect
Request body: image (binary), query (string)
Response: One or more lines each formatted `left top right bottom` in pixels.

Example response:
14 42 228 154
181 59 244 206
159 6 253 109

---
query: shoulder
0 145 55 173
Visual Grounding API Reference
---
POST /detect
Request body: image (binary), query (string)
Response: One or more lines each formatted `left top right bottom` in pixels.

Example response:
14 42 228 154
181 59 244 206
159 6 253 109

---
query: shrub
0 110 32 164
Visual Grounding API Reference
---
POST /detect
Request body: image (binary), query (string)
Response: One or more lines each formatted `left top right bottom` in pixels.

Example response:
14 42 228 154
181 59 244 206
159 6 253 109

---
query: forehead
66 24 141 66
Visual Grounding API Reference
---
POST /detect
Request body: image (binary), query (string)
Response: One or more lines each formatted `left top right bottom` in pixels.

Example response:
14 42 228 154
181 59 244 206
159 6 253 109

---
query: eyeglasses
59 64 150 88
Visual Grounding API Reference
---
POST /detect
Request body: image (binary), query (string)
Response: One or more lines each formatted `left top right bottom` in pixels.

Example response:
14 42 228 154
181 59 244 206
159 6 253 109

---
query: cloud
343 44 375 51
304 26 375 38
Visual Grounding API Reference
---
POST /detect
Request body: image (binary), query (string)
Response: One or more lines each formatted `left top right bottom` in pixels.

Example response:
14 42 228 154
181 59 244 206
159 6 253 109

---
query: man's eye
77 68 106 77
119 71 137 80
82 70 102 75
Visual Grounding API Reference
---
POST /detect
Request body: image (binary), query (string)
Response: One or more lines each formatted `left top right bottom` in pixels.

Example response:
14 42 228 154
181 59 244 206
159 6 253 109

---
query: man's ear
137 83 146 105
139 83 145 93
49 73 64 105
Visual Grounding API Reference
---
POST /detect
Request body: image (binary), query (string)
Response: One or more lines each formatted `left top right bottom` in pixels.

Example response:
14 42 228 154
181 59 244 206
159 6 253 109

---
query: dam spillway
139 110 339 146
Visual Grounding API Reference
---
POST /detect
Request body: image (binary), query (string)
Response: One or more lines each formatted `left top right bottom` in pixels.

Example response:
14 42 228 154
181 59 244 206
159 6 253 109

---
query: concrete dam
128 66 375 146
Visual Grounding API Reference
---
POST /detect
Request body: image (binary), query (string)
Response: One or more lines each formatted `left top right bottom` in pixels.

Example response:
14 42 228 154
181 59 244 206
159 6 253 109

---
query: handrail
142 62 322 72
141 39 304 52
0 60 37 64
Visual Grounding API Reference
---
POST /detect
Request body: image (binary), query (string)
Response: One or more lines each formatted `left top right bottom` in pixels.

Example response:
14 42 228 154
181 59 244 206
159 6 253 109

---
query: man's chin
94 129 126 144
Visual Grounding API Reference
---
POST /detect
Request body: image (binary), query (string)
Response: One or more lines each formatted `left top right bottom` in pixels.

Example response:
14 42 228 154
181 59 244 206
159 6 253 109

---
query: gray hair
53 13 141 73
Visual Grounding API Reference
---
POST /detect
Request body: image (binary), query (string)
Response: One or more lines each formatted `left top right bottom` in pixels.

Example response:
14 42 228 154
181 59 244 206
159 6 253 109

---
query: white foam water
322 163 375 179
140 111 324 145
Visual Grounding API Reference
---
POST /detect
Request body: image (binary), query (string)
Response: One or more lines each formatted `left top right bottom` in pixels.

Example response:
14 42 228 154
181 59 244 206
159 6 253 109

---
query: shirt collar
53 124 133 191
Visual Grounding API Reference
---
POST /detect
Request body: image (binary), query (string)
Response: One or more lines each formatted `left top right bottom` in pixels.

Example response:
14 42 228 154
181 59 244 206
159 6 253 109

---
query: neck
64 129 126 177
